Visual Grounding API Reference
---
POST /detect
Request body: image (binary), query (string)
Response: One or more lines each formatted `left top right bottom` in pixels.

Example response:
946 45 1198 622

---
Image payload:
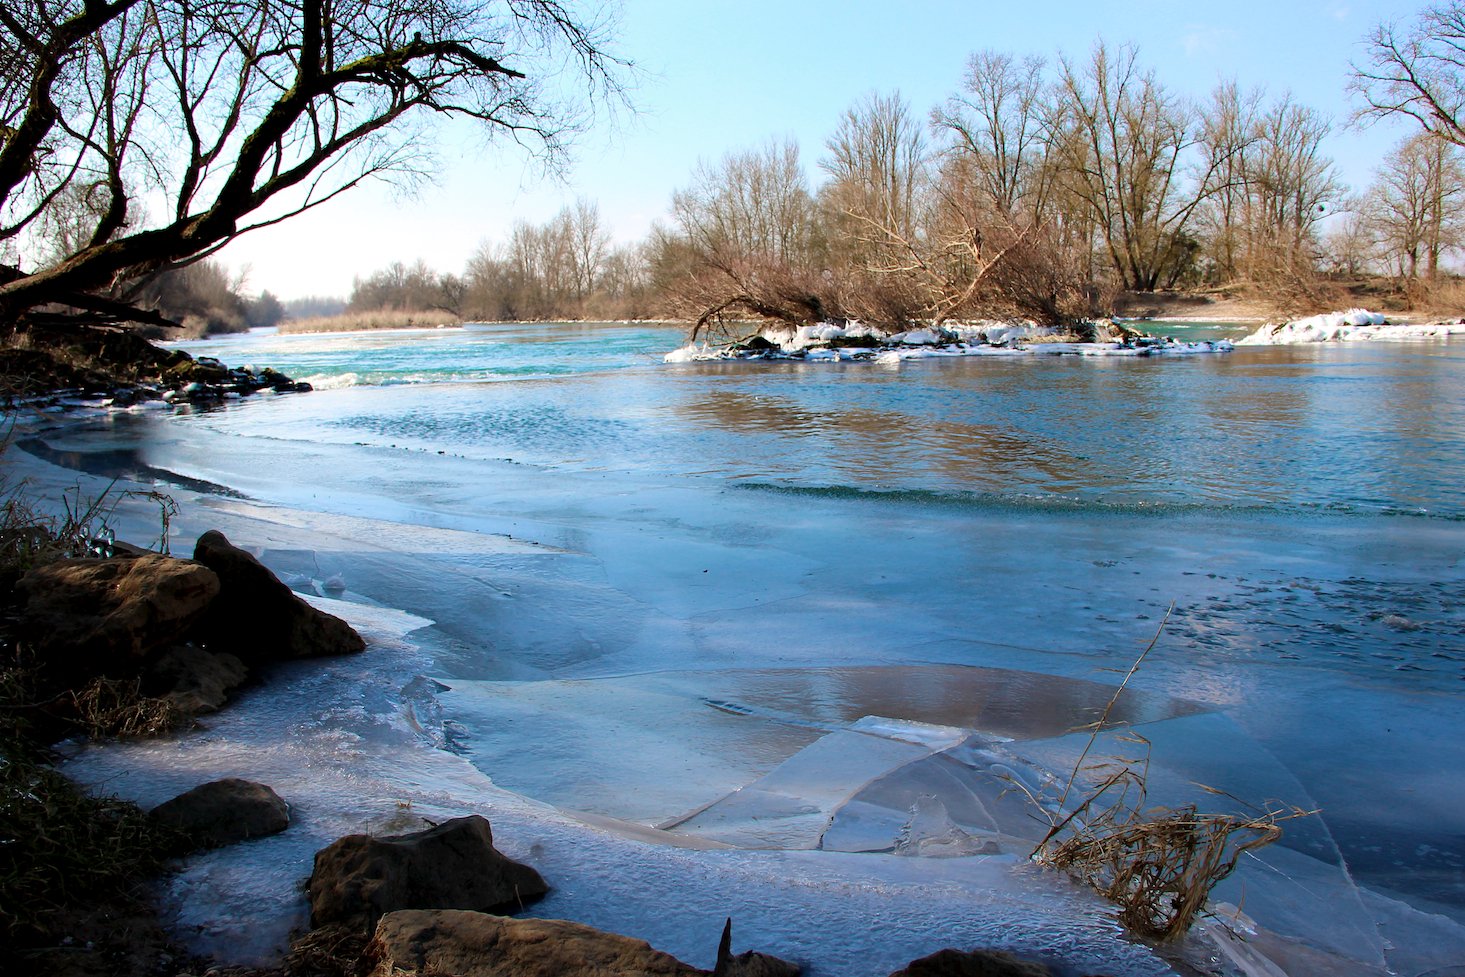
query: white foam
298 371 364 389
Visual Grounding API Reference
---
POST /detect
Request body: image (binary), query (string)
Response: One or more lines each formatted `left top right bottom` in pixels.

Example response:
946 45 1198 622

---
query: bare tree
1352 2 1465 146
1322 198 1379 277
1050 43 1230 291
662 139 831 336
821 90 929 266
567 196 609 301
1194 82 1263 282
1365 131 1465 283
931 50 1053 218
1242 96 1341 283
0 0 622 326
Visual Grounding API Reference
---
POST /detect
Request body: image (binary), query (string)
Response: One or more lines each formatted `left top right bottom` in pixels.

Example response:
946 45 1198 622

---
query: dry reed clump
71 676 184 739
277 310 463 334
1024 607 1311 942
286 922 371 977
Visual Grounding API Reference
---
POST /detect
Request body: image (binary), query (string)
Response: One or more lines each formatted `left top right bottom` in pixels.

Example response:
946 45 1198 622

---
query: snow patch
1236 309 1465 345
665 319 1233 364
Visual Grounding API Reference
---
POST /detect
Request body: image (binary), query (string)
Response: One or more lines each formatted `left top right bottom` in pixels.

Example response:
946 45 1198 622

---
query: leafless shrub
1018 608 1312 942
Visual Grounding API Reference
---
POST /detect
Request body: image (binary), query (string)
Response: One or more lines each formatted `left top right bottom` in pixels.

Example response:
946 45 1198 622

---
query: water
18 321 1465 976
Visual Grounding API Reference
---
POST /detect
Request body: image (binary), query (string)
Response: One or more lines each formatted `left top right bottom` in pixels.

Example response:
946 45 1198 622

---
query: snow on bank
665 320 1232 363
1237 308 1465 345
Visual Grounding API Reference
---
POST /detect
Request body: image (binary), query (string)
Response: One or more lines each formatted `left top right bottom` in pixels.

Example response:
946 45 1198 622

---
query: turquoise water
179 322 1465 517
25 321 1465 973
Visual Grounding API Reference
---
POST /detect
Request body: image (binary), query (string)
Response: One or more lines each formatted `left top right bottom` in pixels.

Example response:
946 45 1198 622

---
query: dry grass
0 455 189 955
286 923 371 977
71 676 184 740
1021 608 1311 942
0 724 183 948
277 310 463 334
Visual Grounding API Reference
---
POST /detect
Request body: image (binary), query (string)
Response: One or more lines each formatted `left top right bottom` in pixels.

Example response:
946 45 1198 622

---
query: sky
217 0 1428 301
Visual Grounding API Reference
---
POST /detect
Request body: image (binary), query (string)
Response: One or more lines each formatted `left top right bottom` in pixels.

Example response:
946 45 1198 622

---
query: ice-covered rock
887 328 943 345
893 794 999 858
1231 308 1465 346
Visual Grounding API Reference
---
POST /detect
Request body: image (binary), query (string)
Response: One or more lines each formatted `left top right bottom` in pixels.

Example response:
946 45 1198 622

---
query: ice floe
665 319 1233 363
1237 308 1465 345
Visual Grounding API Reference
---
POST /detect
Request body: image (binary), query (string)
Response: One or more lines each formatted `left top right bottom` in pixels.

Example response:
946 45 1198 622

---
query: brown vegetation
278 310 464 335
1020 612 1311 943
339 5 1465 337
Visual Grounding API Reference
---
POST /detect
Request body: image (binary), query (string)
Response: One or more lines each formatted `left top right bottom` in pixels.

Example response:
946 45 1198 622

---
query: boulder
366 910 704 977
714 919 800 977
150 778 289 849
16 554 220 672
144 644 249 714
309 816 548 930
192 530 364 663
887 949 1056 977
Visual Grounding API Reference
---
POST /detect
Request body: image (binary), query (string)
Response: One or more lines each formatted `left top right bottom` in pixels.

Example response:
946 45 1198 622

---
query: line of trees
5 2 1463 337
350 8 1465 332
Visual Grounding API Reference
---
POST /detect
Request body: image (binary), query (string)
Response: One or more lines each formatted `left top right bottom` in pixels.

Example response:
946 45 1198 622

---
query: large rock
309 816 548 930
366 910 705 977
144 644 249 715
887 949 1056 977
150 778 290 850
192 529 364 663
16 554 220 672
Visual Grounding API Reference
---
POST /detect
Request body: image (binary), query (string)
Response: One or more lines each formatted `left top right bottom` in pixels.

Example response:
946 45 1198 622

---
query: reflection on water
168 323 1465 517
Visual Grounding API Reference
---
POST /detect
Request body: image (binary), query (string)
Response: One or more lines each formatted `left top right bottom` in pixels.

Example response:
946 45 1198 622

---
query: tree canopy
0 0 621 326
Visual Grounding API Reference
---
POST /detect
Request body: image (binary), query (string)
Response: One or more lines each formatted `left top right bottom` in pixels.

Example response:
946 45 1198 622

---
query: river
17 321 1465 977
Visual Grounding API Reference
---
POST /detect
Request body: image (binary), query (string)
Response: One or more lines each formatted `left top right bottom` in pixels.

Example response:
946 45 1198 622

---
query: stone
16 554 220 671
309 816 548 930
715 919 800 977
144 645 249 714
150 778 289 849
887 949 1056 977
192 529 364 663
366 910 704 977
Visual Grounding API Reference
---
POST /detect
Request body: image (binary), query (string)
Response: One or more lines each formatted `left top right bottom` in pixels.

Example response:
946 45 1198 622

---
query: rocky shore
0 520 1106 977
0 320 311 411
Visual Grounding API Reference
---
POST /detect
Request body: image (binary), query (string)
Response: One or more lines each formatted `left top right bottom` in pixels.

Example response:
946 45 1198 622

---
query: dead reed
1024 606 1311 942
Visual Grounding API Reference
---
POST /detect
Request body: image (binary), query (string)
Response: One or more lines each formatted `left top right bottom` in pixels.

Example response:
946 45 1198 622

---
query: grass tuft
0 731 182 948
1021 606 1311 942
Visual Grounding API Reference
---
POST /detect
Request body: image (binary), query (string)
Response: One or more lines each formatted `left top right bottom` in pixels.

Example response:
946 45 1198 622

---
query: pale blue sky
221 0 1425 300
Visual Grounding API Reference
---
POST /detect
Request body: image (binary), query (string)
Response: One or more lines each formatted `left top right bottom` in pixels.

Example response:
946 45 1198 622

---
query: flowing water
17 321 1465 976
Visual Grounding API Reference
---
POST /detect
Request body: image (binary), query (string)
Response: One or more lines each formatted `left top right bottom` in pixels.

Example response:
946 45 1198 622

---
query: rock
144 645 249 714
150 778 289 849
887 949 1056 977
715 919 800 977
309 815 548 930
366 910 704 977
192 529 365 663
16 554 220 673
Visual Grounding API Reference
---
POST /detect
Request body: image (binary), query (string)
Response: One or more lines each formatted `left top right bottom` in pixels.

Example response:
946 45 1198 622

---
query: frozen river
15 321 1465 976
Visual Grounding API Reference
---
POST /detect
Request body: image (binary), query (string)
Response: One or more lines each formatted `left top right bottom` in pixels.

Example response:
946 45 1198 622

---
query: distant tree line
12 3 1459 336
342 7 1465 332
